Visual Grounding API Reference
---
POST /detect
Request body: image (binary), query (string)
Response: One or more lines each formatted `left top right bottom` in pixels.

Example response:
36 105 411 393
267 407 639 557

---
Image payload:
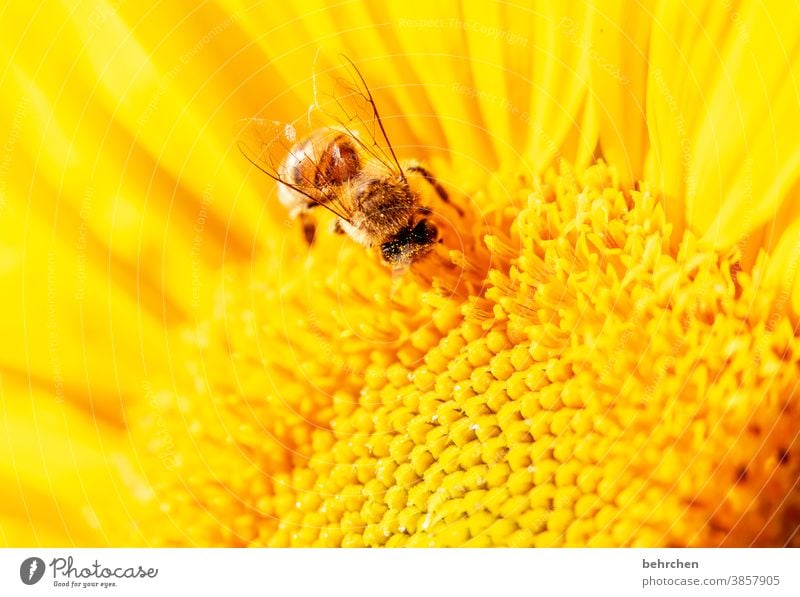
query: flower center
131 161 800 547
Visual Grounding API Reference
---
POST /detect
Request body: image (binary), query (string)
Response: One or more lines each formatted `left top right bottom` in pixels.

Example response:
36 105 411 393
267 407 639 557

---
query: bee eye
410 219 438 244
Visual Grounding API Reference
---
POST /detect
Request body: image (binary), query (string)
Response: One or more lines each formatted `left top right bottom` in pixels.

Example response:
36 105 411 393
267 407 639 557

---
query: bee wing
236 117 301 183
235 117 353 223
310 53 406 180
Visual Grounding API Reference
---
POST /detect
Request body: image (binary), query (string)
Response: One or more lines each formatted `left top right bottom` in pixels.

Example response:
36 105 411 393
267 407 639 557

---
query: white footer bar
0 548 797 596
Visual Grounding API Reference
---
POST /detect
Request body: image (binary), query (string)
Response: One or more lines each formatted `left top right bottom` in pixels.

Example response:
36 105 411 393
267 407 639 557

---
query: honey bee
237 56 463 271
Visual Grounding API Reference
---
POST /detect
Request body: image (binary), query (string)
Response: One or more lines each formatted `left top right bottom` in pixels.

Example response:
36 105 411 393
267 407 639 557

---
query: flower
2 1 799 547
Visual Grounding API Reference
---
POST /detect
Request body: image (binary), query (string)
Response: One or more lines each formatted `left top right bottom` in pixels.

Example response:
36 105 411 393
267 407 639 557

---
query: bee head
380 219 438 265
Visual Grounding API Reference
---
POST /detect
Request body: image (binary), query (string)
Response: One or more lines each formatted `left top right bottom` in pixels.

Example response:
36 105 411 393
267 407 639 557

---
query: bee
237 56 463 271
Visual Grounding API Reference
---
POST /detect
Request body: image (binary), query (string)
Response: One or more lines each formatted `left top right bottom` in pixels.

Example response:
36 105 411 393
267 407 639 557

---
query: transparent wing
310 53 406 180
236 117 297 180
235 117 352 222
235 117 315 192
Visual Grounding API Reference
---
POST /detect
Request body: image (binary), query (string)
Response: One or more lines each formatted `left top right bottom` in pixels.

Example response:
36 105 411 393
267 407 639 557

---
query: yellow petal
0 379 136 545
647 0 800 254
588 1 652 186
0 200 175 420
763 215 800 318
524 3 593 171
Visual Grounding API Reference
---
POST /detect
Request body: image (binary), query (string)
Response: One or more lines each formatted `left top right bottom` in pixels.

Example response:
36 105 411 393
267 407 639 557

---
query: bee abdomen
316 134 361 185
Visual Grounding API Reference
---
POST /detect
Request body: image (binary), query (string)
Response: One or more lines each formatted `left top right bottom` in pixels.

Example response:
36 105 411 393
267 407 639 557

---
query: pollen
134 160 800 547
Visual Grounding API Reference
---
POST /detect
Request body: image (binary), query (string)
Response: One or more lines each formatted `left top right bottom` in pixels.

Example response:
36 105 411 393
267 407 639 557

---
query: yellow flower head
1 0 799 547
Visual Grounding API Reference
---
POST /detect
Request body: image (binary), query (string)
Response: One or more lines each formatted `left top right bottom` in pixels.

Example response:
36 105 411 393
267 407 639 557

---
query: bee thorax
349 178 417 244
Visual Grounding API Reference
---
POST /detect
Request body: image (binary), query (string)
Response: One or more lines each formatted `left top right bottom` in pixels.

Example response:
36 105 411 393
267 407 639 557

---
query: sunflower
2 0 799 547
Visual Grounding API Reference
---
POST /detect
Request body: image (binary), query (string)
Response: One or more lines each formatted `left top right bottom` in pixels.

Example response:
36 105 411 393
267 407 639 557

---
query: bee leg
332 219 346 235
406 165 464 217
300 212 317 245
